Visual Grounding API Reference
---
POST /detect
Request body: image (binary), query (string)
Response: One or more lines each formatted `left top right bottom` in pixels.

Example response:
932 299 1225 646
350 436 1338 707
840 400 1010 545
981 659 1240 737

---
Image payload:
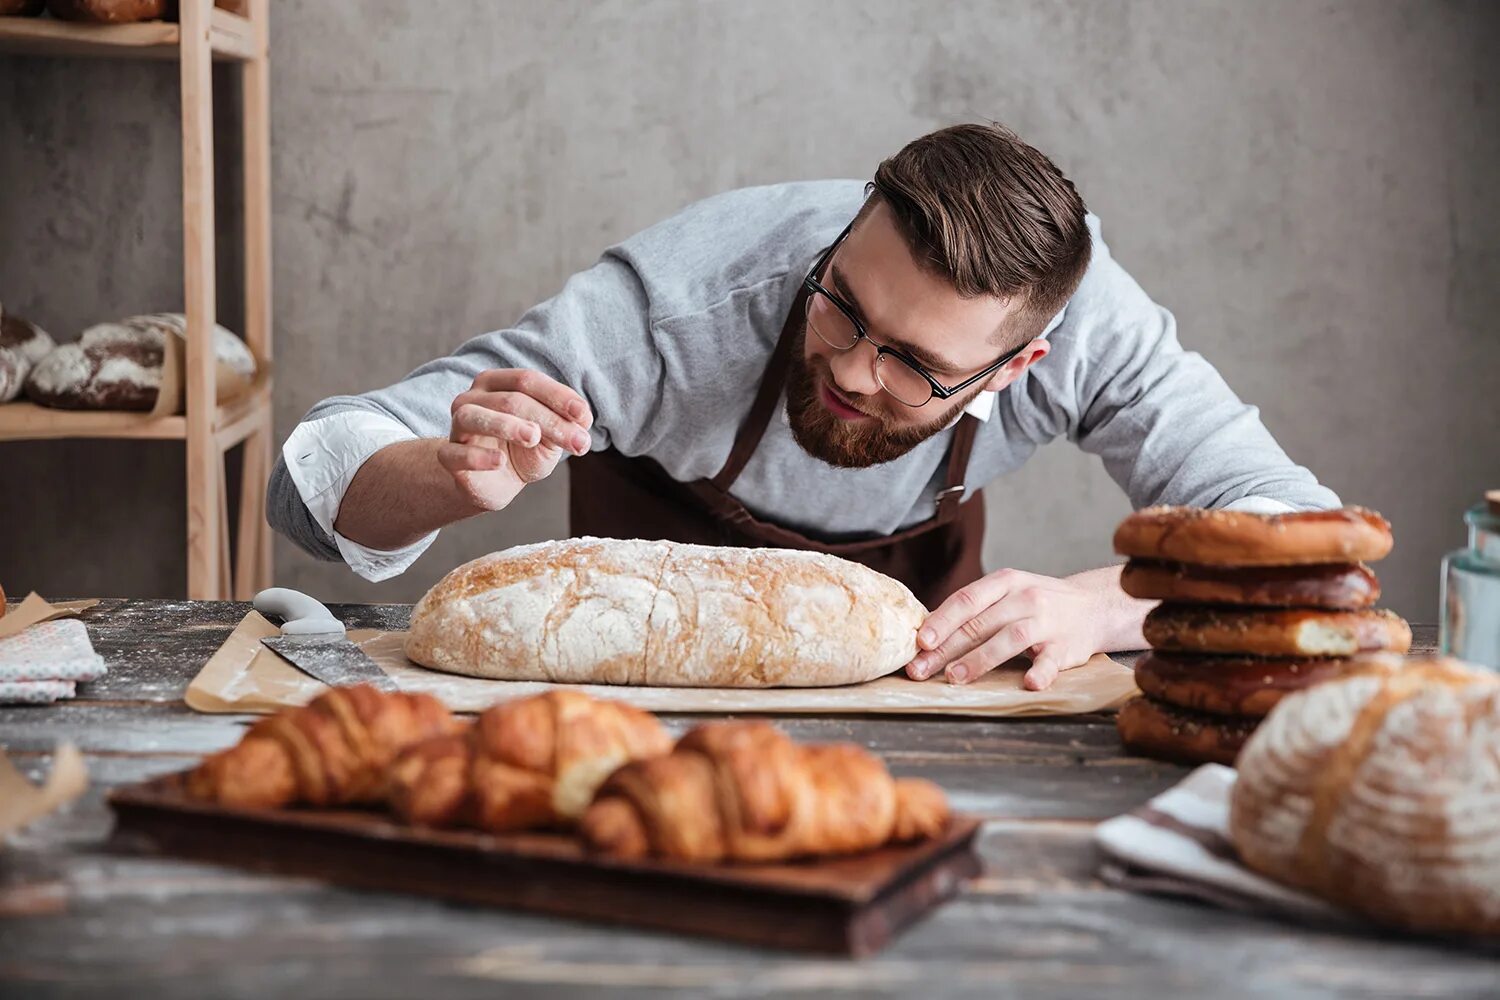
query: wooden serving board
107 773 982 956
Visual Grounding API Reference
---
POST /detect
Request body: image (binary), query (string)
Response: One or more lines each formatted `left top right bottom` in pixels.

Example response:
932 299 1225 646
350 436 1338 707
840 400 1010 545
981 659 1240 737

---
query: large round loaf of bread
1229 655 1500 936
404 538 927 688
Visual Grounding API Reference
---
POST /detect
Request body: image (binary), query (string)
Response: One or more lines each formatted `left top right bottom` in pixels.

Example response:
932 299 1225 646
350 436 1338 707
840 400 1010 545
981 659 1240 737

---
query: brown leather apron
567 288 986 609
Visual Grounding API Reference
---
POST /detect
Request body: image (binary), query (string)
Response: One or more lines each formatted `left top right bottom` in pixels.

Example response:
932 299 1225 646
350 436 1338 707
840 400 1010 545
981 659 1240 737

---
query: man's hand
442 369 595 511
905 566 1153 690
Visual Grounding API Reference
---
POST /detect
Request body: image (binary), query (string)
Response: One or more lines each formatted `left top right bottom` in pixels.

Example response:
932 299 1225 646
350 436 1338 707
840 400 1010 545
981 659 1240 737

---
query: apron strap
709 284 806 491
935 413 979 521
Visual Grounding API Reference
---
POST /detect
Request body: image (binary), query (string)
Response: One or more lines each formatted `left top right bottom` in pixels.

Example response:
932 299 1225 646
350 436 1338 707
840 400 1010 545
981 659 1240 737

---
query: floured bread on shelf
25 313 256 412
0 307 56 404
1230 655 1500 937
404 537 927 688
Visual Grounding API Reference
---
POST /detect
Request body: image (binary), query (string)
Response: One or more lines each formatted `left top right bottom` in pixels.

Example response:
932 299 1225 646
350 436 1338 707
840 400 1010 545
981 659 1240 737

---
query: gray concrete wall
1 0 1496 625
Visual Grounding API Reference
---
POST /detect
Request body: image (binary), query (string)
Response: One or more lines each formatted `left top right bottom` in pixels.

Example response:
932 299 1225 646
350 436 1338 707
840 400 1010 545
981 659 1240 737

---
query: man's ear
981 338 1051 392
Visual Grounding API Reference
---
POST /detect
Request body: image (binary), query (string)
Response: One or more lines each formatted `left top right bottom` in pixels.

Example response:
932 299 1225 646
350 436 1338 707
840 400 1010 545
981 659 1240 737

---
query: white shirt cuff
281 410 438 582
1221 496 1298 515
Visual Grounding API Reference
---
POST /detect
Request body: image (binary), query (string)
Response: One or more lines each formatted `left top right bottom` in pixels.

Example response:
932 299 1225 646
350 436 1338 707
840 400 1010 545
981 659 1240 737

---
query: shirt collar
955 305 1066 426
962 391 996 423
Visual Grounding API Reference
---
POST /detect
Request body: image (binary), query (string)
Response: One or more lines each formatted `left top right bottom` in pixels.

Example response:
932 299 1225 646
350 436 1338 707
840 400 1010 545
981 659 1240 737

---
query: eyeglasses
802 221 1028 408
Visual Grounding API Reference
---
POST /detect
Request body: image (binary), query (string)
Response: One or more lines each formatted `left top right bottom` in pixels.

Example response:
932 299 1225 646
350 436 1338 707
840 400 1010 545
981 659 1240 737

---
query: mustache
811 360 878 419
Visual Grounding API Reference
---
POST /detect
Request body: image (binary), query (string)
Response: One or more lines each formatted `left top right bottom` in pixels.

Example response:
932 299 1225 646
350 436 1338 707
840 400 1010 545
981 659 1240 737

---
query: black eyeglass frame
801 221 1029 407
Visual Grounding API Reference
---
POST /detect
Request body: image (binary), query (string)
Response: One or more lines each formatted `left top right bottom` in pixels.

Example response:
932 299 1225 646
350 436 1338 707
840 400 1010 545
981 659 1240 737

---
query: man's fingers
916 570 1021 652
437 441 504 475
908 590 1041 680
1023 642 1091 691
944 618 1038 685
451 405 543 447
1023 649 1062 691
468 369 594 429
454 395 589 455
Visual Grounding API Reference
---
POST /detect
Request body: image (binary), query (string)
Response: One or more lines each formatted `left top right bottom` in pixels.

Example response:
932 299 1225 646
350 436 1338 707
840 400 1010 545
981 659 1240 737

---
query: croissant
387 690 672 832
580 720 950 862
186 684 460 810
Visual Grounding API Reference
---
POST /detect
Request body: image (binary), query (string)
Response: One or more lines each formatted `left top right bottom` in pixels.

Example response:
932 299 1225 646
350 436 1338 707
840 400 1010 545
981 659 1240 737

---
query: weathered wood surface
2 601 1484 999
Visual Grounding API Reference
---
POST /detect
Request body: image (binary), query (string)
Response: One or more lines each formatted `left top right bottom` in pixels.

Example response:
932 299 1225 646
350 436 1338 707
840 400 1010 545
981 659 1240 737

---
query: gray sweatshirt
268 180 1339 581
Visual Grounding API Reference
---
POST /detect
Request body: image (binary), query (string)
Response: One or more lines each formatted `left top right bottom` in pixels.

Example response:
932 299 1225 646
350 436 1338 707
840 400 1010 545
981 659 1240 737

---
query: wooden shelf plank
0 402 186 441
0 389 270 444
0 10 258 61
213 379 272 449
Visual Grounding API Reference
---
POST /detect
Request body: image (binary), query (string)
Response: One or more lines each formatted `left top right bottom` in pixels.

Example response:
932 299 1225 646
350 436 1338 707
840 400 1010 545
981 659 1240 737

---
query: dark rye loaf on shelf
24 313 256 412
0 308 56 404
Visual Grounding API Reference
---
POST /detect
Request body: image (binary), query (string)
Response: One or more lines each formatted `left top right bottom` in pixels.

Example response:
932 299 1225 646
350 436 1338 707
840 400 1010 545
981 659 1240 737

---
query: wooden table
2 601 1494 998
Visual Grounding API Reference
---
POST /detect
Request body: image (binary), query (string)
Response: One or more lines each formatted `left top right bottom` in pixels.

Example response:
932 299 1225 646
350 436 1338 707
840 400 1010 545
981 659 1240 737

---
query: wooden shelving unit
0 0 274 601
0 6 255 60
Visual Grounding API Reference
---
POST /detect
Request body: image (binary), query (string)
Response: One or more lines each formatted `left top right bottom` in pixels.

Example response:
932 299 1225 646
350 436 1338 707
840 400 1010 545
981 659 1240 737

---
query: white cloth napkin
0 618 107 705
1092 764 1360 927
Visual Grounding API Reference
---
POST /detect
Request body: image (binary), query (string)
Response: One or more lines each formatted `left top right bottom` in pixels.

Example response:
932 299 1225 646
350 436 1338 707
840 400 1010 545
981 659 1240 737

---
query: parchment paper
0 594 100 641
185 611 1139 717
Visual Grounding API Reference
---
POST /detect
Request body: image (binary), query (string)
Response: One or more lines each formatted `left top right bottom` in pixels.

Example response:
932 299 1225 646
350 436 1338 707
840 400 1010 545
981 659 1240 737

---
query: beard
784 322 983 469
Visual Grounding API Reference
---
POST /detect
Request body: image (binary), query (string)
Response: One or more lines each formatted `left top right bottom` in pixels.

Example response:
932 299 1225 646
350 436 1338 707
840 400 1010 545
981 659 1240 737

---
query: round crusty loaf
1113 506 1393 567
405 538 928 688
1143 605 1411 658
1116 695 1260 766
1230 656 1500 936
1120 559 1380 609
1133 652 1358 718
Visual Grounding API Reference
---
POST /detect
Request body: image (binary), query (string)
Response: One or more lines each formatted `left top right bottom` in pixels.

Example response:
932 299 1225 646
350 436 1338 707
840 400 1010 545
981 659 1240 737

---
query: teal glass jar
1439 491 1500 670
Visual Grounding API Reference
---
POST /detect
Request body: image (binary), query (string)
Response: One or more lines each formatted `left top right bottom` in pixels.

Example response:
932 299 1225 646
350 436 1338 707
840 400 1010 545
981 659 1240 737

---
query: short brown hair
866 122 1091 346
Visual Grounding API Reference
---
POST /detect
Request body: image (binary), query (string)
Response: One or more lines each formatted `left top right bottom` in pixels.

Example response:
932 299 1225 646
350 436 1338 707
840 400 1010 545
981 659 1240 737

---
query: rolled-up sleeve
266 251 664 577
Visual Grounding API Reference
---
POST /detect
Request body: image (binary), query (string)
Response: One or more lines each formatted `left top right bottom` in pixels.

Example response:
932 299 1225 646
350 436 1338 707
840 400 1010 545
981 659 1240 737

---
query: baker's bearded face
783 202 1042 469
785 320 984 468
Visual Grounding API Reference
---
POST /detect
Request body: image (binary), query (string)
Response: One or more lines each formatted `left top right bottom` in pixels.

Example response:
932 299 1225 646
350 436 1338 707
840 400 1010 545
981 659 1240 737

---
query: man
269 123 1339 690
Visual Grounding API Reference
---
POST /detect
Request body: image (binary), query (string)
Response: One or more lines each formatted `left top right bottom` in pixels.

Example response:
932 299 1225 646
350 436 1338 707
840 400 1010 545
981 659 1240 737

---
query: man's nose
828 341 881 397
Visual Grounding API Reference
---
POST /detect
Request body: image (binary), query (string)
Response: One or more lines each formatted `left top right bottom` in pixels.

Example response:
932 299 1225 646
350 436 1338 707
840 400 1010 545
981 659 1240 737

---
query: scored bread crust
404 538 927 688
1113 506 1393 567
1230 656 1500 936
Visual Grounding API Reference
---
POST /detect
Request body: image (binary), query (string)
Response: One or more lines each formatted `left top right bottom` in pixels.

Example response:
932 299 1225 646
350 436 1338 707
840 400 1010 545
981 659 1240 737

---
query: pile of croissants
185 686 951 863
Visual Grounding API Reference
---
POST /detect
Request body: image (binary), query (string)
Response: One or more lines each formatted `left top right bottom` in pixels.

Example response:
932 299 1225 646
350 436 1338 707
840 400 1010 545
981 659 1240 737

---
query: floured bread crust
405 538 927 688
1230 656 1500 935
